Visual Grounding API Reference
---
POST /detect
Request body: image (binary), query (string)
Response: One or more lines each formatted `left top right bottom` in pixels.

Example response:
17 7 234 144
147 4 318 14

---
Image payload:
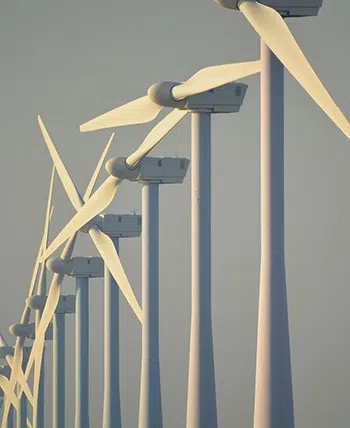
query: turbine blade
83 133 115 201
42 166 55 252
2 342 27 417
0 374 19 417
172 60 260 100
19 234 78 400
22 206 53 321
2 170 58 417
38 116 84 210
126 109 188 167
5 354 34 406
88 226 142 322
239 0 350 139
80 96 163 132
32 339 45 420
36 263 46 297
0 333 8 347
40 177 120 262
0 376 10 396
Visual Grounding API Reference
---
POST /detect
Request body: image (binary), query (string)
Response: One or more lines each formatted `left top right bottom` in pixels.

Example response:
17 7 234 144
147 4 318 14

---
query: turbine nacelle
107 156 190 185
216 0 323 17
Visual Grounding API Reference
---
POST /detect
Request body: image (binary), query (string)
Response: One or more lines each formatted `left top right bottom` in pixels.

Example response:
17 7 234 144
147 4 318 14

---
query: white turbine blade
126 109 188 167
0 333 8 347
80 96 163 132
42 166 55 253
2 343 24 421
0 375 20 426
2 170 57 419
32 339 45 421
19 234 78 400
36 263 46 301
38 116 84 210
239 0 350 139
28 136 119 405
88 226 142 322
40 176 121 262
83 133 115 201
0 374 19 410
172 60 260 100
22 188 54 321
5 355 34 406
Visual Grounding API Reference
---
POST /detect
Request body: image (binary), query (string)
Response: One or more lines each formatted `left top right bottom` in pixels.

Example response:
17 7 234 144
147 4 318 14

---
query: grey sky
0 0 349 427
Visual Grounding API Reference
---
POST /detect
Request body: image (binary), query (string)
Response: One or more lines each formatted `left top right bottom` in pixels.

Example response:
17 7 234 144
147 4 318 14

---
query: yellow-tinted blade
239 0 350 139
126 109 188 167
88 226 142 322
172 60 260 100
83 133 114 201
80 96 163 132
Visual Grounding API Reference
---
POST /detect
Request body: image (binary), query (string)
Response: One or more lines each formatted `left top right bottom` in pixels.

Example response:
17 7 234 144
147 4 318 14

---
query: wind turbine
1 134 113 427
113 156 189 428
28 290 76 428
213 1 350 428
36 119 144 428
0 166 55 428
47 255 104 428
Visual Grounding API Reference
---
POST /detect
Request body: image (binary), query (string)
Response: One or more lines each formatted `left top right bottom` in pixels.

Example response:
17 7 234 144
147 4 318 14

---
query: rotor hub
105 157 140 179
9 323 33 338
46 257 67 274
26 295 46 310
147 82 187 108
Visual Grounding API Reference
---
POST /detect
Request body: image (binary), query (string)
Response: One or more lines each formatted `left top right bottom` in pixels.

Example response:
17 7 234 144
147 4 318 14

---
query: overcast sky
0 0 349 427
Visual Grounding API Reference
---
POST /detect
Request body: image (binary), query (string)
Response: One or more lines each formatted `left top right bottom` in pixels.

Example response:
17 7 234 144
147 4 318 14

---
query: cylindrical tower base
16 368 27 428
186 112 217 428
103 237 122 428
253 40 294 428
53 313 65 428
139 183 163 428
75 277 90 428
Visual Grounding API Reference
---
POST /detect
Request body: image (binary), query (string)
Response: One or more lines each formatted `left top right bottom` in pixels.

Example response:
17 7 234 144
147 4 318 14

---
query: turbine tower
215 1 350 427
